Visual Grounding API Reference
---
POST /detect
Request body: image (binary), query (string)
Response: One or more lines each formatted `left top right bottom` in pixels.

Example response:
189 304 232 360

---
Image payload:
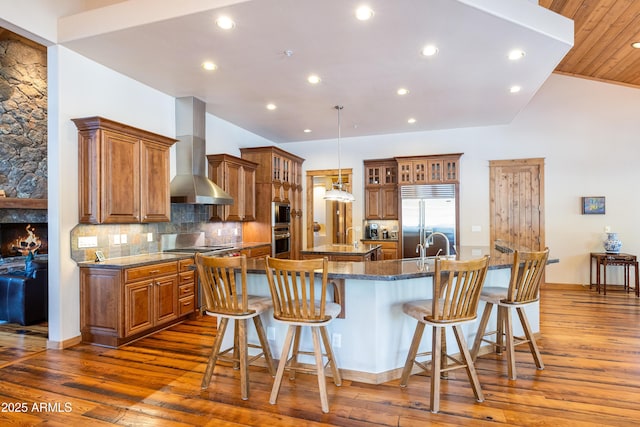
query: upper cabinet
397 154 461 185
364 159 398 220
207 154 258 222
73 117 176 224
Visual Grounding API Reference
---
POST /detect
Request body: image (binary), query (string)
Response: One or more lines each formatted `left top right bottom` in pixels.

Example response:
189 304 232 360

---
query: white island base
215 257 541 385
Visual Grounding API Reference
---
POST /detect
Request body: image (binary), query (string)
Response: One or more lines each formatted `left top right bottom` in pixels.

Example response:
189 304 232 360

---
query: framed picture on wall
582 196 605 215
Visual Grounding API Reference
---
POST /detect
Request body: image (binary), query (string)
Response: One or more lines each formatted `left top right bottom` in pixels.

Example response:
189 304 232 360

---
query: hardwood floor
0 322 47 368
1 283 640 425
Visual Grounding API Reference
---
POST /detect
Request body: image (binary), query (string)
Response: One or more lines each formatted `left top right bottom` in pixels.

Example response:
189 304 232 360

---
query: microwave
272 202 291 225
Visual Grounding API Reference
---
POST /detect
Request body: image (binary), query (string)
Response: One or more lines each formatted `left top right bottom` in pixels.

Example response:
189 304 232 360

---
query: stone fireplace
0 222 47 258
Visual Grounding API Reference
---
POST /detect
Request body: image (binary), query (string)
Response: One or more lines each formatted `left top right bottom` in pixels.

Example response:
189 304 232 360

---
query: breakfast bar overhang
235 246 558 384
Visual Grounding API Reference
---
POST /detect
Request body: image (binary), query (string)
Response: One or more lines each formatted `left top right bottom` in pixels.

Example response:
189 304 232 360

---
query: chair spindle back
430 256 490 323
265 256 330 323
505 248 550 304
195 253 251 315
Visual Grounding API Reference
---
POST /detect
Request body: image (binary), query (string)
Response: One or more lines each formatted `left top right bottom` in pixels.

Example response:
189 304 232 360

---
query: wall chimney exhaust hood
170 97 233 205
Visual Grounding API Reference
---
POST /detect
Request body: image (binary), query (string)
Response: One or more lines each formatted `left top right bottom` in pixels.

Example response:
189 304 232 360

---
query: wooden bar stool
400 255 490 414
470 248 549 380
195 254 275 400
264 256 342 413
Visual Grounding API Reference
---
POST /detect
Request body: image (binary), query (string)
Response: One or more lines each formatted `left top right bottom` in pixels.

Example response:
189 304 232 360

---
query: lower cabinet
240 244 271 259
362 239 399 260
80 258 195 348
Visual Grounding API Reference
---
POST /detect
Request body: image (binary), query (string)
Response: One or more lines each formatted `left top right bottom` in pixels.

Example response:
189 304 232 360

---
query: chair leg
504 306 516 380
253 315 276 376
400 321 426 387
516 307 544 371
232 319 240 370
270 325 295 405
440 328 448 379
430 325 442 414
238 319 249 400
320 326 342 386
202 317 229 389
496 306 505 355
312 327 330 413
289 325 302 380
471 302 493 360
453 325 484 402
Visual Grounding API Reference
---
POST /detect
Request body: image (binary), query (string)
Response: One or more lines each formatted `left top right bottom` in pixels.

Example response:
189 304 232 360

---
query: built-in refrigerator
401 184 457 258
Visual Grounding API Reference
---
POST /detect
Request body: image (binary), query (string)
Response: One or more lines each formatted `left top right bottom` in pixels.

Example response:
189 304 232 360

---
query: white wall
47 45 176 345
285 74 640 285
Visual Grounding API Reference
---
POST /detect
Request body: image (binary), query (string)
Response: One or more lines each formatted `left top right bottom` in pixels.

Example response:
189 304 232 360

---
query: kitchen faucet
416 243 426 262
426 232 451 256
346 227 358 247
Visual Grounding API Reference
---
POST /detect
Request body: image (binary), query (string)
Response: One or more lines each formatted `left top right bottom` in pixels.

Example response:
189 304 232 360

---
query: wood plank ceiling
539 0 640 89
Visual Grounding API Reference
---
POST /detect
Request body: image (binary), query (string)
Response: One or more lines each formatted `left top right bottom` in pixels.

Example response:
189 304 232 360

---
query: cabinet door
140 139 171 222
155 274 178 324
124 279 154 337
242 166 256 221
381 186 398 219
366 166 381 185
398 161 413 184
365 188 382 219
101 130 140 223
224 161 244 221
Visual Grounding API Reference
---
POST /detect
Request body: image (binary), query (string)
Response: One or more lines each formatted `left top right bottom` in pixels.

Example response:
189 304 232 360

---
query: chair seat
205 295 273 319
274 301 341 326
480 287 537 306
402 299 477 326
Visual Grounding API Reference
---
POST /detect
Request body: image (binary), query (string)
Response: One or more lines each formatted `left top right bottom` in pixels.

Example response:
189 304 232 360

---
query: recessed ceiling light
632 42 640 49
508 49 526 60
355 6 374 21
304 129 312 133
202 61 217 71
307 74 321 84
408 118 416 124
397 88 410 96
510 85 521 93
215 16 235 30
421 45 439 57
266 103 277 110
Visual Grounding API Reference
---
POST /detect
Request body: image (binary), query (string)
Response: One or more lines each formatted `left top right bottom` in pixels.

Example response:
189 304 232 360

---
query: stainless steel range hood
170 97 233 205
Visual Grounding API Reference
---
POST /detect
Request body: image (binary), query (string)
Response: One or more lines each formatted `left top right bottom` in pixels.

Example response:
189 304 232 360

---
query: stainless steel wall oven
272 226 291 258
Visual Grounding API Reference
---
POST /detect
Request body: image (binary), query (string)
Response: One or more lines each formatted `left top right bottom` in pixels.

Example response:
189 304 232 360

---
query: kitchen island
234 245 558 384
300 243 382 261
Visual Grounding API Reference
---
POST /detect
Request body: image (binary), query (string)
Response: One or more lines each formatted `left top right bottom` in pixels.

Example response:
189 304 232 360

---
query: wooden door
155 274 178 325
489 158 544 251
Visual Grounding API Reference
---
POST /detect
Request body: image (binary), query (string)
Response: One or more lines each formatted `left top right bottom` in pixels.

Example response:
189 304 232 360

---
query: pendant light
324 105 355 203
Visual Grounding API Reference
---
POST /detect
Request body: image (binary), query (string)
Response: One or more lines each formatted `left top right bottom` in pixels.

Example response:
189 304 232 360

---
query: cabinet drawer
179 282 194 298
179 258 194 272
125 261 178 283
179 295 195 316
179 270 195 285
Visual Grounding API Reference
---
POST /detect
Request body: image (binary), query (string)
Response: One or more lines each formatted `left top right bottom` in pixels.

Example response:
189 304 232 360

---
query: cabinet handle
149 270 160 274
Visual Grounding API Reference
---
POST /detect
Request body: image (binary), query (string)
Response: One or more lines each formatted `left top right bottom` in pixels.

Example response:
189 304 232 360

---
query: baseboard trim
47 335 82 350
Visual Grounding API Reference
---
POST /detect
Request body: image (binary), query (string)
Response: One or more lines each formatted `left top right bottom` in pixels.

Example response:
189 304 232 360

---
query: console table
590 252 639 296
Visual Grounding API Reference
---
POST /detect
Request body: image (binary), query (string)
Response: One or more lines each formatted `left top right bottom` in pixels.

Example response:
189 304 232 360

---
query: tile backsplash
70 204 242 262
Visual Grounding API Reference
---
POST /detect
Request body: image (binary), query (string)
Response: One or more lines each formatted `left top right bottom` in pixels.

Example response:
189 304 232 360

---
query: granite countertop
77 252 197 269
301 243 382 256
76 242 272 269
248 245 558 281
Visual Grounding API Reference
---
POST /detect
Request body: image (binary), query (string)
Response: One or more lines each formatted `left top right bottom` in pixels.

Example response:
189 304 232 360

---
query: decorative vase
603 232 622 254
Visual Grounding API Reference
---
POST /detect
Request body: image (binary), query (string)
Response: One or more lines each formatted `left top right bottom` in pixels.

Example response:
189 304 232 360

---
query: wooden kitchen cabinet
80 259 194 348
73 117 176 224
362 239 399 260
396 154 461 184
207 154 258 222
364 159 398 220
240 146 305 259
240 244 271 259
